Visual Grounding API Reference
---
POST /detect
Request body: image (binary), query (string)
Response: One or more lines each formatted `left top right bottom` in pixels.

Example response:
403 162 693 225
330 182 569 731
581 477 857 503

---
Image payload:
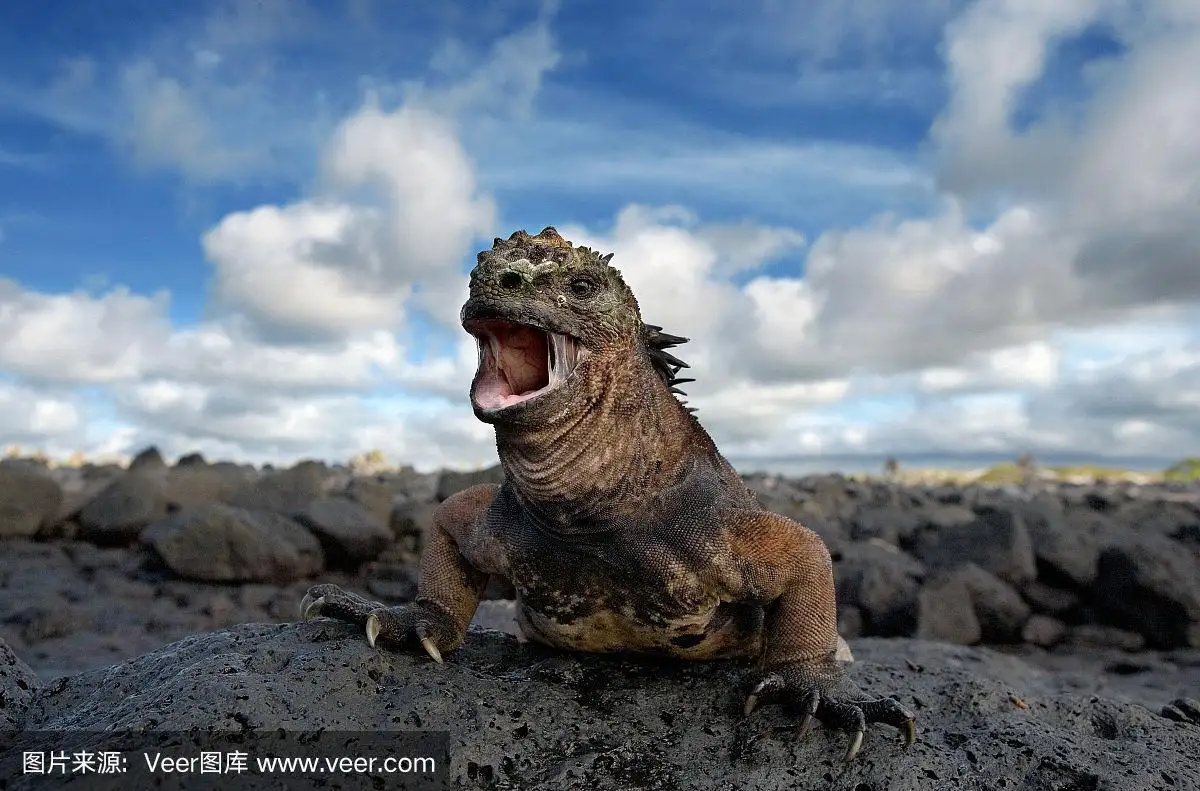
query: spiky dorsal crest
644 323 697 414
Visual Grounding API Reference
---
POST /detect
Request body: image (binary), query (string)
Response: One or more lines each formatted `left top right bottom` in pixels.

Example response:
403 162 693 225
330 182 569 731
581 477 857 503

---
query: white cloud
701 0 1200 388
104 388 494 471
203 202 403 338
935 0 1200 311
119 59 265 181
0 383 82 442
405 11 562 119
0 281 172 384
200 100 495 340
917 341 1061 394
321 101 498 324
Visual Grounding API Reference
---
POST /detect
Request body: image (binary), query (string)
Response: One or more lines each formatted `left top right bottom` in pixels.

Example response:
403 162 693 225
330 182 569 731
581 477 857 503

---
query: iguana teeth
549 333 573 384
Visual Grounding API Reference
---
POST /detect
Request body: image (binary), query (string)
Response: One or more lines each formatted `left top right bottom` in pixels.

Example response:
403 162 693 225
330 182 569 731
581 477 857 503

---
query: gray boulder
1020 495 1103 588
833 541 924 637
343 475 404 530
947 563 1031 644
1021 615 1067 648
1093 533 1200 648
390 498 439 555
0 463 62 539
291 496 393 567
127 445 167 474
436 464 505 502
1113 498 1200 541
141 504 324 583
225 461 327 512
77 471 169 545
916 574 980 645
908 504 1037 587
850 507 921 546
162 463 251 510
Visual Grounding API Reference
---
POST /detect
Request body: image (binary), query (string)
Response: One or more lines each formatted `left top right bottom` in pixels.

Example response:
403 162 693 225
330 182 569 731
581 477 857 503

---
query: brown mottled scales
300 227 916 761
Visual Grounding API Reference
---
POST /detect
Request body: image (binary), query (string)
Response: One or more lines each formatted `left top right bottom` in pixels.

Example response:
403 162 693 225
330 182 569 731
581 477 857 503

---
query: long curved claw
300 594 325 620
795 690 820 739
414 624 444 663
843 729 865 763
420 637 444 664
743 673 784 716
365 614 381 648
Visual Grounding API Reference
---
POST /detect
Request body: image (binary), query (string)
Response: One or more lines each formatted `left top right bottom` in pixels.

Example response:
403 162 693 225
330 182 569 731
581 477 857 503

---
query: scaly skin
300 227 916 761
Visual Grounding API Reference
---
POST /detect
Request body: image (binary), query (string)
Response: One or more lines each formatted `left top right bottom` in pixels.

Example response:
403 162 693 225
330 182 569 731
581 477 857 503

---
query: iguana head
461 227 691 424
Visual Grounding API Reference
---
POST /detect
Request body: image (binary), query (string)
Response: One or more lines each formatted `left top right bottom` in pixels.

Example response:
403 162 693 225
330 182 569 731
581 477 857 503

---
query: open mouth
465 319 584 412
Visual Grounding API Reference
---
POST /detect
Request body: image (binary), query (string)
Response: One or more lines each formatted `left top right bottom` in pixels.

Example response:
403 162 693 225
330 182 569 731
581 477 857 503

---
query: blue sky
0 1 942 295
0 0 1197 471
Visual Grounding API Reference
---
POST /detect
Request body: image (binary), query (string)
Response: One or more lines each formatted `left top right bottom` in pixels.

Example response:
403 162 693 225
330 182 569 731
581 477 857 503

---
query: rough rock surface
0 637 39 730
6 624 1200 790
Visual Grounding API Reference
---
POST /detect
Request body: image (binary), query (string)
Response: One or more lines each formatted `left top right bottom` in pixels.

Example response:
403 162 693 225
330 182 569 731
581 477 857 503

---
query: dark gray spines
644 323 697 413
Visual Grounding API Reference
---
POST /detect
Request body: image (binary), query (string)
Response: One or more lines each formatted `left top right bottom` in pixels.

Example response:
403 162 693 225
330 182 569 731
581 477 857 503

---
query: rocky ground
4 625 1199 790
1 448 1199 788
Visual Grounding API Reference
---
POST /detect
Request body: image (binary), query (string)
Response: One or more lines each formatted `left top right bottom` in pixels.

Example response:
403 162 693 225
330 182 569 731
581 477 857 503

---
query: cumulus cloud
0 281 173 384
721 0 1200 388
0 48 507 467
0 383 82 446
119 59 266 181
916 341 1061 394
319 102 498 325
936 0 1200 304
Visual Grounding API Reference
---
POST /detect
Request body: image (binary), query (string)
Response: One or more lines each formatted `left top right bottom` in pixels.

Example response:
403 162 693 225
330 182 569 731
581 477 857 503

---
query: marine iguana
300 227 916 761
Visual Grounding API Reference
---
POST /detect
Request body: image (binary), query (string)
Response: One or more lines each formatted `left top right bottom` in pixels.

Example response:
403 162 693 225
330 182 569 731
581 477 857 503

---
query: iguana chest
461 490 762 660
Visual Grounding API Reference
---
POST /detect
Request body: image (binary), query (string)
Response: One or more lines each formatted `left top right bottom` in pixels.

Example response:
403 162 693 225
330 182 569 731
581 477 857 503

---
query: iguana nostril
499 271 523 289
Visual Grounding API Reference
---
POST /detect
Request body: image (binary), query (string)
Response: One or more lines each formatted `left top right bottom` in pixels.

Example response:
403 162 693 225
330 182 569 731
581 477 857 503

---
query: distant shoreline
4 444 1197 485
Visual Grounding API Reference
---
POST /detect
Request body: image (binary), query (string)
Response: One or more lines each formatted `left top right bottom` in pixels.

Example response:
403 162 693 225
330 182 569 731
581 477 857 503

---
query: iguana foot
299 584 459 663
742 659 916 762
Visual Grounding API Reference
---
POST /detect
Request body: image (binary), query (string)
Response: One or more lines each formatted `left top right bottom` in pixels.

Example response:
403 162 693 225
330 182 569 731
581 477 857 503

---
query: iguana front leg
727 509 916 761
299 484 499 662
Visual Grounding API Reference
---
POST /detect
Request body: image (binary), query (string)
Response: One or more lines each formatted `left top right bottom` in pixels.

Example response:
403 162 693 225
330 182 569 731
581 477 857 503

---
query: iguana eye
569 277 597 298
